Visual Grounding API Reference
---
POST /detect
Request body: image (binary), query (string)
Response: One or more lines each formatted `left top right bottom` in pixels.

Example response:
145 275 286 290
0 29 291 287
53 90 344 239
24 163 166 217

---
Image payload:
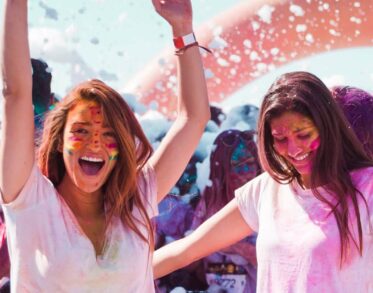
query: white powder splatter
208 36 228 49
252 21 260 31
289 5 305 17
329 29 341 37
229 54 241 63
243 39 252 48
270 48 279 56
204 68 214 79
250 51 260 61
296 24 307 32
350 17 362 24
217 58 230 67
257 5 275 24
305 33 314 43
256 63 267 72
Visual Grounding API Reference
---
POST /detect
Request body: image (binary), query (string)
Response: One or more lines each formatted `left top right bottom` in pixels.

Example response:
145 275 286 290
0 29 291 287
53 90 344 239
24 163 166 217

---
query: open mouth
79 156 105 176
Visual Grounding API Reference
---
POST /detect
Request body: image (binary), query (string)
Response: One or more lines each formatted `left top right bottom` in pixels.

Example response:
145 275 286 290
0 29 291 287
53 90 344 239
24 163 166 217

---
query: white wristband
173 32 196 49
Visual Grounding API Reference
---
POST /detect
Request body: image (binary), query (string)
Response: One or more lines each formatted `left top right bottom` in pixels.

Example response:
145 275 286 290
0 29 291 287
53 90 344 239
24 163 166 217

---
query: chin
74 177 106 194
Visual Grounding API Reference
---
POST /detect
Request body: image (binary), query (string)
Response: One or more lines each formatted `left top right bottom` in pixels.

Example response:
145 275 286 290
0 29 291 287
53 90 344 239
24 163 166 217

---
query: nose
287 138 302 157
87 134 102 152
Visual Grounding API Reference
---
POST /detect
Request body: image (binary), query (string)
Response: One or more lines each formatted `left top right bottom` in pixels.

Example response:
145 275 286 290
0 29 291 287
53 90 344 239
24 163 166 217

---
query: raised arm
148 0 210 202
0 0 34 203
153 199 255 278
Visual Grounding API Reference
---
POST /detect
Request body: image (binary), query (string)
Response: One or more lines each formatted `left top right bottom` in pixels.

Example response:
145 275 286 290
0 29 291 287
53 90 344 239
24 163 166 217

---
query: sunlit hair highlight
257 71 373 265
38 79 154 248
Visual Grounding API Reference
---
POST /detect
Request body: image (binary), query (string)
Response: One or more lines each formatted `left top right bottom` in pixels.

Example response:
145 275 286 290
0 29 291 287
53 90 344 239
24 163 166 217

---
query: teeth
81 156 104 163
293 153 310 161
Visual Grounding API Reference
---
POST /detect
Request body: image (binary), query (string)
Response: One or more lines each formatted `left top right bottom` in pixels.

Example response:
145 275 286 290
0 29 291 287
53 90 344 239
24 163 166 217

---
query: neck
299 174 311 189
57 175 104 219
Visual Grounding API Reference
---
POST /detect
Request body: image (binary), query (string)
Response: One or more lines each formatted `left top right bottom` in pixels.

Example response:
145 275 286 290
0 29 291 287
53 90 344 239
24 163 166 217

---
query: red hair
38 79 154 248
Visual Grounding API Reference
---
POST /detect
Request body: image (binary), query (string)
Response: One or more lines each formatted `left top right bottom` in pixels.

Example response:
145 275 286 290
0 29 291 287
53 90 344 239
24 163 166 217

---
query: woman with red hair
0 0 209 291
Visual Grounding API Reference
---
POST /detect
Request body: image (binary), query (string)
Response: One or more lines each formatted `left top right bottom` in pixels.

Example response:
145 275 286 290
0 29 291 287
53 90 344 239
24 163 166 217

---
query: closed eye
298 133 311 140
72 128 88 134
273 136 287 143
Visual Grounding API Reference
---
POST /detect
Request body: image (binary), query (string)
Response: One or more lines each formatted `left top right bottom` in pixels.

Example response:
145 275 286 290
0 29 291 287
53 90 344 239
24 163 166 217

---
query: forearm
173 13 210 124
153 237 193 279
1 0 32 99
176 45 210 120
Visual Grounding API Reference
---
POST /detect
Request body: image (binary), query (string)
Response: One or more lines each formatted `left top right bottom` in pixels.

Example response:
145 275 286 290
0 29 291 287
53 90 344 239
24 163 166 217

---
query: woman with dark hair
0 0 209 291
192 129 261 292
332 86 373 158
154 71 373 292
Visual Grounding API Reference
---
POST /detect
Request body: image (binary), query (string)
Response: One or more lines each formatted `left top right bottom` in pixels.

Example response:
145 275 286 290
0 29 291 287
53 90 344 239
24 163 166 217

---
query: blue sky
1 0 372 115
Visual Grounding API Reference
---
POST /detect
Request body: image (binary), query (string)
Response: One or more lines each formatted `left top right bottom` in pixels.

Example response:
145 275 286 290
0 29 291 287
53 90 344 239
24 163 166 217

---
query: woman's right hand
151 0 193 37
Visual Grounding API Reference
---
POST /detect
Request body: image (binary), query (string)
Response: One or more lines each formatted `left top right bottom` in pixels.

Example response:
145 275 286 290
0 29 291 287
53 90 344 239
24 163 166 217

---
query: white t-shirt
235 167 373 293
1 163 158 293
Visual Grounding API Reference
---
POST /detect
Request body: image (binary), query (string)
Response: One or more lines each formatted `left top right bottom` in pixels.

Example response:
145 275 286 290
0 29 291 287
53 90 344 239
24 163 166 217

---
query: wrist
173 32 212 56
173 32 196 50
172 22 193 38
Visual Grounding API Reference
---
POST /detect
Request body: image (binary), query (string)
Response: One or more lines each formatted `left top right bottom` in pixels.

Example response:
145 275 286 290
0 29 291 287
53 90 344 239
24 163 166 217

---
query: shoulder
1 163 55 210
235 172 279 209
236 172 277 195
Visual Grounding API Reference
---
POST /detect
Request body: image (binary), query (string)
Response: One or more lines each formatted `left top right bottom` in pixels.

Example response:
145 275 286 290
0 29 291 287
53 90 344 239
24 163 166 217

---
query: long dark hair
258 71 373 264
38 79 155 248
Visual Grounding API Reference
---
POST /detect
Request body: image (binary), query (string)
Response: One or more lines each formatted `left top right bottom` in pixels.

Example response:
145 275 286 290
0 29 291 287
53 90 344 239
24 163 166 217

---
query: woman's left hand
151 0 193 36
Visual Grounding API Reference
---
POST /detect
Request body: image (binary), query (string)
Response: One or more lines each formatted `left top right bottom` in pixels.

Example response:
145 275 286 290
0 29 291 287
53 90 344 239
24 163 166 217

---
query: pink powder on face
106 143 119 160
106 143 118 149
309 137 320 151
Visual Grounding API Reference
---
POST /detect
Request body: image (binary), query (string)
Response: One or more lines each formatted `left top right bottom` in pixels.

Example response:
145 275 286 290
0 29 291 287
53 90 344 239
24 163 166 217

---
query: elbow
194 107 211 130
2 74 32 102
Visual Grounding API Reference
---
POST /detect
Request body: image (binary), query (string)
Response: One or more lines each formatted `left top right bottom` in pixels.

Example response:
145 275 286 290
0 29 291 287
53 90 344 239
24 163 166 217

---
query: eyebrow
71 121 92 127
272 126 314 135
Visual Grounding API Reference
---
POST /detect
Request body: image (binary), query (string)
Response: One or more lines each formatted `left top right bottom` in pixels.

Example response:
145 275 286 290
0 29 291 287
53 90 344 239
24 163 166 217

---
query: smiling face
270 111 320 186
61 100 119 193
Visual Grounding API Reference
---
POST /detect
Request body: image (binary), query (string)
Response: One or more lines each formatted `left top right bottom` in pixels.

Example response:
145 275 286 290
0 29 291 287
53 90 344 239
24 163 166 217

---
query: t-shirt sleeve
138 163 158 218
0 163 53 211
234 174 264 232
